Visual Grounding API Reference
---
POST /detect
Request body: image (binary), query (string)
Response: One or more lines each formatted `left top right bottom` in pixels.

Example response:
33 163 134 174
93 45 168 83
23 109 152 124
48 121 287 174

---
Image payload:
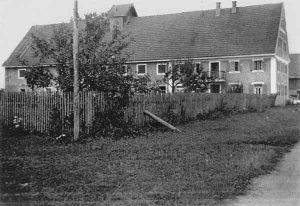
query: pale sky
0 0 299 89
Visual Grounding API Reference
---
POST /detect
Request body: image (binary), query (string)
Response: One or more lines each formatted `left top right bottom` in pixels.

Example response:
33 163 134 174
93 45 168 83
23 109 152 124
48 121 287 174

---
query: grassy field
1 105 300 205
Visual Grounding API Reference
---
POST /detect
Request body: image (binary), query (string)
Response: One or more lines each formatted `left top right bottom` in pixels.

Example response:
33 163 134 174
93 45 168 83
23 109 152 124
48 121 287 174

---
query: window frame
175 83 184 92
228 83 242 93
122 65 128 76
18 69 26 79
158 85 167 93
228 60 241 73
234 61 239 72
252 59 264 72
136 64 147 75
156 63 167 75
209 61 221 78
252 82 264 94
194 62 202 74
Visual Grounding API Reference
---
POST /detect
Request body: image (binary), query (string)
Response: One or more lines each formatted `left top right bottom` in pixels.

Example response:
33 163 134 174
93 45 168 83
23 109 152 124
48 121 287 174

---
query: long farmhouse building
3 2 290 104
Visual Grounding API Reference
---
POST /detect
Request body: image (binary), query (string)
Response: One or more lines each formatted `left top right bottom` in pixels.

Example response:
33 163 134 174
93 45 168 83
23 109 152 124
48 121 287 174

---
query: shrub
91 107 142 140
2 116 28 137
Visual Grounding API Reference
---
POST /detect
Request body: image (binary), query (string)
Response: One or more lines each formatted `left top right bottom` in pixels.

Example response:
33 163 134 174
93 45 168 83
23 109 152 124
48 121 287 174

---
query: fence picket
0 92 277 133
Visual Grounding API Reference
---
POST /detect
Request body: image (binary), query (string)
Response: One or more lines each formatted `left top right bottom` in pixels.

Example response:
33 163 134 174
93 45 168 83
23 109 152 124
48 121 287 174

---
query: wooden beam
73 0 80 142
143 110 181 132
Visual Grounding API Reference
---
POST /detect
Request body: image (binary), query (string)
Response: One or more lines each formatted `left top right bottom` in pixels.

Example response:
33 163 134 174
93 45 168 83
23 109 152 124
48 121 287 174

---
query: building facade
289 54 300 97
3 2 290 104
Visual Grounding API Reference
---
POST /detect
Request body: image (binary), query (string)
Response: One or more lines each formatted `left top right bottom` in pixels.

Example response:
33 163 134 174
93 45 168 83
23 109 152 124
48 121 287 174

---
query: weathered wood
0 92 276 133
73 0 80 141
143 110 181 132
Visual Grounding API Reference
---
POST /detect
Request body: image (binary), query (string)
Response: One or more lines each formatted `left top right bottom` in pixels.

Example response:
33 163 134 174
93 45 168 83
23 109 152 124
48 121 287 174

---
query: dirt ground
225 142 300 206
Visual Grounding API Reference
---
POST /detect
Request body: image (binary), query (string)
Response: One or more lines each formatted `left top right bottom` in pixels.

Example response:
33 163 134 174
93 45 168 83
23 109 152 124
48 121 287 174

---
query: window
210 84 221 93
278 39 282 56
234 62 239 71
20 89 26 92
18 69 26 79
254 60 262 71
158 85 167 93
157 64 167 75
137 64 146 75
122 65 128 75
176 83 184 92
254 84 263 94
210 62 220 78
283 42 287 54
195 63 201 73
228 83 243 93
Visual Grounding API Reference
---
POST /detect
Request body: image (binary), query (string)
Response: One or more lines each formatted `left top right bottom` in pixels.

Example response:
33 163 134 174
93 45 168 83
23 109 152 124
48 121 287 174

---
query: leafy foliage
226 84 243 93
26 12 149 96
162 60 215 93
24 68 53 91
24 12 153 138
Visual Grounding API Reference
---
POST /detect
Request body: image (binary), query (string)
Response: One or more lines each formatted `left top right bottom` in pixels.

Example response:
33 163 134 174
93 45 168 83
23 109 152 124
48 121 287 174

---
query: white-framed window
234 61 239 72
137 64 147 75
252 82 264 94
254 85 262 94
176 83 184 92
209 61 221 78
20 88 26 92
122 65 128 75
157 63 167 75
253 60 263 71
18 69 26 79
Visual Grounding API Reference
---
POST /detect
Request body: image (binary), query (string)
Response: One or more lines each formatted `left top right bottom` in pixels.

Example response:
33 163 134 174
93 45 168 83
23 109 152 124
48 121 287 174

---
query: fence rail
0 92 276 133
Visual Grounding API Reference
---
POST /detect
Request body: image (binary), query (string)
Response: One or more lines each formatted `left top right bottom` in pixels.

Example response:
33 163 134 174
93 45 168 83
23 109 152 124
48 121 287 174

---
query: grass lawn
1 105 300 205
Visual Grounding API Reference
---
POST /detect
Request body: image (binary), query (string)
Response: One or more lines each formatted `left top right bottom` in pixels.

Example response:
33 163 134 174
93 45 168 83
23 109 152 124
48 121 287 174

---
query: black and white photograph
0 0 299 205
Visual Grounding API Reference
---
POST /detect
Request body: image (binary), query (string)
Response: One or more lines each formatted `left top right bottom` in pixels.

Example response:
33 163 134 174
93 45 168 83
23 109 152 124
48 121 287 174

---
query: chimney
232 1 237 13
216 2 221 16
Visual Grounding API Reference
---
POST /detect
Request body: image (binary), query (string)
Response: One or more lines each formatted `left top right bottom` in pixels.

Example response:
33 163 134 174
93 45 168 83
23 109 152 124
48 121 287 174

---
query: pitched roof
3 24 59 67
3 3 283 67
289 54 300 77
3 22 84 67
121 3 282 61
107 4 137 18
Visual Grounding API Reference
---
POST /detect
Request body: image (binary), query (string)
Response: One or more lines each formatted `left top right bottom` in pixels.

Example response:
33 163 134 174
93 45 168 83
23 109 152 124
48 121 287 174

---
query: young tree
161 60 214 93
25 12 147 97
24 68 53 91
183 63 215 93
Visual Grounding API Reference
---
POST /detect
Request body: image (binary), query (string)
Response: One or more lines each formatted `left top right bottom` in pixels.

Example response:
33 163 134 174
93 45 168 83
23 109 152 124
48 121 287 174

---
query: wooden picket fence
0 91 277 133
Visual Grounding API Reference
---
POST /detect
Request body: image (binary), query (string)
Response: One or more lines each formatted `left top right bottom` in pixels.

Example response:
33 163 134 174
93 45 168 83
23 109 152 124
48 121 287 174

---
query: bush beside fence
0 92 277 134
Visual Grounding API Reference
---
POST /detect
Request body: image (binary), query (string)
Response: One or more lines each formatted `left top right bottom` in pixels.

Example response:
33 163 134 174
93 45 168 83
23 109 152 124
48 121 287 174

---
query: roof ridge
133 3 282 18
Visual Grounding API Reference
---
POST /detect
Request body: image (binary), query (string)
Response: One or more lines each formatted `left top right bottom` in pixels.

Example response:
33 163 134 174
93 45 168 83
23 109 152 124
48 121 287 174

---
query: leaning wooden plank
143 110 181 132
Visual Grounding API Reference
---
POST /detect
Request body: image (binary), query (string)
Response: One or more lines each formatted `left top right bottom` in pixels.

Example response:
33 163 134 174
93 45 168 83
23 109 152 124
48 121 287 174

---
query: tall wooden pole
73 0 80 142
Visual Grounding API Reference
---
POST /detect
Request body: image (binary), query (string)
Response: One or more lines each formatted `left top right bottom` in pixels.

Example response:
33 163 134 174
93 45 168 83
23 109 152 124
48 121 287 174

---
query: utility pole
73 0 80 142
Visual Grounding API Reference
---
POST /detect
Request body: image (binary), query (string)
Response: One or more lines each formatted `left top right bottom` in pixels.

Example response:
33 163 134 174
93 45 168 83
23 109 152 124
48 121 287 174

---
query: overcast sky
0 0 299 89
